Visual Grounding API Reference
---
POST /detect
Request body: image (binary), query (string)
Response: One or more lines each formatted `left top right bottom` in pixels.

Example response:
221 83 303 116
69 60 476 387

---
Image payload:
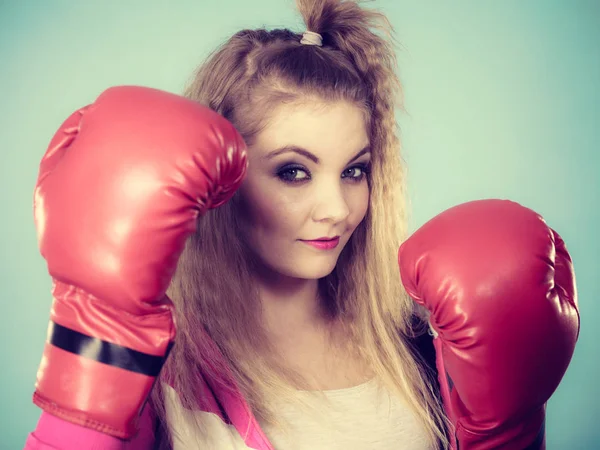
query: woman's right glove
32 85 247 439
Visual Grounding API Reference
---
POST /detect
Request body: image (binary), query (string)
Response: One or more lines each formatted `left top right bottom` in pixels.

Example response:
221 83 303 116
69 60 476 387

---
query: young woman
25 1 579 449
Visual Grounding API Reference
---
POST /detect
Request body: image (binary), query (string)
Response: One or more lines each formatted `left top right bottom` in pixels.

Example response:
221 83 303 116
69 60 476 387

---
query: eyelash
276 163 371 184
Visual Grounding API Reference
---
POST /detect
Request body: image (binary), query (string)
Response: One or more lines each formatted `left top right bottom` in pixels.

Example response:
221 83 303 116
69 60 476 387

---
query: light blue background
1 1 598 448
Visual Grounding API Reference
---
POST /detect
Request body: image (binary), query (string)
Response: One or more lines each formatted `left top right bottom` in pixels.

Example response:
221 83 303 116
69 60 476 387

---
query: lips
301 236 340 250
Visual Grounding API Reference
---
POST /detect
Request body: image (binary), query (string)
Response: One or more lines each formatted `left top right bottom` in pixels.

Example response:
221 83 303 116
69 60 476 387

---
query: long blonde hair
151 0 449 447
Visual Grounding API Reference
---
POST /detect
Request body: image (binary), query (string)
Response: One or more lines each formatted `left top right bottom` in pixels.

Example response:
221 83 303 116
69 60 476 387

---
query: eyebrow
265 145 371 164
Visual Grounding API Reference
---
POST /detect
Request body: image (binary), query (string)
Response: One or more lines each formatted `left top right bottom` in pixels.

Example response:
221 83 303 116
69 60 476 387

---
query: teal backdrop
1 1 598 448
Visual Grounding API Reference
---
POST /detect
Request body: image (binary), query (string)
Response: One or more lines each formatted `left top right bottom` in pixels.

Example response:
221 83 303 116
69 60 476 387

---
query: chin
285 261 338 280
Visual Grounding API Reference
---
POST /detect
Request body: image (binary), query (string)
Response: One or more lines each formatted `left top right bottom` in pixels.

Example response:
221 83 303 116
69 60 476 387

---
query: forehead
251 100 369 158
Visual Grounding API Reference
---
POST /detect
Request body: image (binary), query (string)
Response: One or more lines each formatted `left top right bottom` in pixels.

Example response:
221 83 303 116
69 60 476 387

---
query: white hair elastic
300 30 323 47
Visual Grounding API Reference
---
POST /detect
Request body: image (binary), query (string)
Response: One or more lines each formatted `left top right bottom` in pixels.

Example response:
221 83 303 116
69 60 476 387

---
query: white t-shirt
165 379 432 449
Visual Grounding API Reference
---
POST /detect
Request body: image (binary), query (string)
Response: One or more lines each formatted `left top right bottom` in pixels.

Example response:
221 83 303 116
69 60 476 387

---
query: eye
342 163 370 182
276 164 311 183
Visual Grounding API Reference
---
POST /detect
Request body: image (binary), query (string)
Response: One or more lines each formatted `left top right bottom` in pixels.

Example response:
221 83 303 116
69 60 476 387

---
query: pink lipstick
301 236 340 250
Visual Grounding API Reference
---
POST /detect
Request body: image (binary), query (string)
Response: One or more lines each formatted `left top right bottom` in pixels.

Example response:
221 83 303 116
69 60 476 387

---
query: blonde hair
151 0 449 448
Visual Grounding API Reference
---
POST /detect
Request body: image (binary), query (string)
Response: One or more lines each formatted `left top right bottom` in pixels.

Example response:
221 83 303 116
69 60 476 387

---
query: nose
311 182 350 224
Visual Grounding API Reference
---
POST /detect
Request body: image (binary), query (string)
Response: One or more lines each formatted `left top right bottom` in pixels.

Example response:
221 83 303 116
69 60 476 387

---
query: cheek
239 176 308 237
346 184 370 228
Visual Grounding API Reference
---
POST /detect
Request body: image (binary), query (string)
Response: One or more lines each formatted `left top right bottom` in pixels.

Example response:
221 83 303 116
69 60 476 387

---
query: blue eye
342 163 370 182
277 164 310 183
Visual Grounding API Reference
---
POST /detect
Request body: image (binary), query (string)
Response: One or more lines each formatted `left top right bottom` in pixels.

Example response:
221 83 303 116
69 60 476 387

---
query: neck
261 276 326 336
250 261 328 338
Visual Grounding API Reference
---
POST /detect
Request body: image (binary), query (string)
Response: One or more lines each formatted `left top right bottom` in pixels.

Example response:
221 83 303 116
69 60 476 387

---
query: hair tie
300 30 323 47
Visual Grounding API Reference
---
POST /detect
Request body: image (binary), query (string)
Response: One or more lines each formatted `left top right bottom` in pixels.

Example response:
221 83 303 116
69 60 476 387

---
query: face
237 100 371 281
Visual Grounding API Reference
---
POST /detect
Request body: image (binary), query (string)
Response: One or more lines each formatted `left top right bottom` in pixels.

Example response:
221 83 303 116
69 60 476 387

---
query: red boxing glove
33 86 247 438
398 199 579 449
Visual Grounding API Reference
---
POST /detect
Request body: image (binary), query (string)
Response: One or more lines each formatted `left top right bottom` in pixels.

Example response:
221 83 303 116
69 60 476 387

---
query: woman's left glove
398 199 580 449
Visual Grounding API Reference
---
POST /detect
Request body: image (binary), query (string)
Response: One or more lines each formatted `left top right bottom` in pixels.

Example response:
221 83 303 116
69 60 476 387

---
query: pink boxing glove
398 199 579 449
32 86 247 439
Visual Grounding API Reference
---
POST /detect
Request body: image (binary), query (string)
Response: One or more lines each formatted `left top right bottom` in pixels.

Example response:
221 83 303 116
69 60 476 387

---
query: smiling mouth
300 237 340 250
